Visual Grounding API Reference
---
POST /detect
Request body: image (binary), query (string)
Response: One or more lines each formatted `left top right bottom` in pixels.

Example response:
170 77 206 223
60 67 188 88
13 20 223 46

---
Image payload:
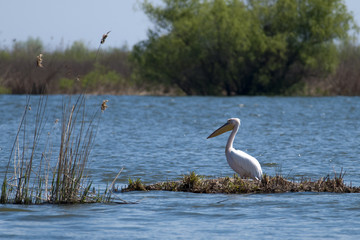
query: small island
123 171 360 194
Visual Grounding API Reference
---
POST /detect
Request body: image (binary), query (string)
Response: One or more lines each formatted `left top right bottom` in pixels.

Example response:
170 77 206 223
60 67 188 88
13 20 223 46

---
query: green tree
64 41 95 62
132 0 357 95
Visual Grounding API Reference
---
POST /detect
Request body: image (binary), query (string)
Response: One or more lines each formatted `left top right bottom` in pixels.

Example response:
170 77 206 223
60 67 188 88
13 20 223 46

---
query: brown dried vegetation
100 31 111 44
123 171 360 194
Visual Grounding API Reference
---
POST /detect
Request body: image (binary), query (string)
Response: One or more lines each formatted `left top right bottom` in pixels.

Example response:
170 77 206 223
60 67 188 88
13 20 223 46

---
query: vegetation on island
123 170 360 194
0 0 360 96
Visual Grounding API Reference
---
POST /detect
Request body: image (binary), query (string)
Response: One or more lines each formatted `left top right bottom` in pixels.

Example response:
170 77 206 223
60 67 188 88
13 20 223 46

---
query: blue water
0 95 360 239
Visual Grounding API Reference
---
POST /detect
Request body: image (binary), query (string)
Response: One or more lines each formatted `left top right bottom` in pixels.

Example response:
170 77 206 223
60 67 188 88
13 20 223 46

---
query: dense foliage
131 0 357 95
0 0 359 95
0 38 132 94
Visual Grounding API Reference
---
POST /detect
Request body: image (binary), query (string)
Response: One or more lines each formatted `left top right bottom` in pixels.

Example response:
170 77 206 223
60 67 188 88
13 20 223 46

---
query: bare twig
110 167 124 191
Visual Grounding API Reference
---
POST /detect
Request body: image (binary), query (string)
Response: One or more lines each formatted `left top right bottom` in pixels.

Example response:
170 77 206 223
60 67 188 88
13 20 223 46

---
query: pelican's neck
226 124 239 151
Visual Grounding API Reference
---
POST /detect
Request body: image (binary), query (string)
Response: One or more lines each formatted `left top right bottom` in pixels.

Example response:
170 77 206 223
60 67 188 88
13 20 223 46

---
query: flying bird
207 118 263 180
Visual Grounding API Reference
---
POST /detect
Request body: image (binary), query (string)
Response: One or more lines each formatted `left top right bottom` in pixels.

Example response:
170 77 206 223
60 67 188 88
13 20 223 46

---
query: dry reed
0 95 126 204
100 31 111 44
123 170 360 194
36 53 44 68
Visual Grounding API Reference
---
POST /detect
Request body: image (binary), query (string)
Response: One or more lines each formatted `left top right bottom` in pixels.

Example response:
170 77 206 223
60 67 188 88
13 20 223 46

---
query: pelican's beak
207 122 234 139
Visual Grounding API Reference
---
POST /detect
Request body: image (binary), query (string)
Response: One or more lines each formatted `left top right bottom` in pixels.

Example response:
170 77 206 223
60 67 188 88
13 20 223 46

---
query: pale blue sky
0 0 359 50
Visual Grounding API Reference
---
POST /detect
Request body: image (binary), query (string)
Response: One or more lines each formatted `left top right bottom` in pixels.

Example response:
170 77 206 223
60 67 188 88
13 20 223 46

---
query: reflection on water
0 95 360 239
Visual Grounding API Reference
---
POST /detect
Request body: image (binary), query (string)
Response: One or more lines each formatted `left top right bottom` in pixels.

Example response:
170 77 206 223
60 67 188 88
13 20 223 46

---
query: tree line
0 0 360 95
0 38 134 94
132 0 358 95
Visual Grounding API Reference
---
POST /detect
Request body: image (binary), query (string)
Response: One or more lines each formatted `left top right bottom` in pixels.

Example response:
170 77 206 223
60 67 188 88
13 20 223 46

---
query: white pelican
207 118 263 180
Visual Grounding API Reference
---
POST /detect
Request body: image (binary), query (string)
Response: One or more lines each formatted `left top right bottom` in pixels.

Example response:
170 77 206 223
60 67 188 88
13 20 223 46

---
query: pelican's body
207 118 262 180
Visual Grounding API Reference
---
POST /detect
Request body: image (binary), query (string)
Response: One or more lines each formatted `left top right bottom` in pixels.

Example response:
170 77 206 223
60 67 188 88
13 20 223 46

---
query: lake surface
0 95 360 239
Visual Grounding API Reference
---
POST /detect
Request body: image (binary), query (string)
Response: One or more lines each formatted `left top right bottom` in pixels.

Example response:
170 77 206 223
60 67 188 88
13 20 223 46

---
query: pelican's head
207 118 240 139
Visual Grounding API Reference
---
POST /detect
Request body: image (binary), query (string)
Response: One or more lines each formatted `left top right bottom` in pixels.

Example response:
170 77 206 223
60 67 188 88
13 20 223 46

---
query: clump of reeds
124 178 147 191
122 170 360 194
0 95 126 204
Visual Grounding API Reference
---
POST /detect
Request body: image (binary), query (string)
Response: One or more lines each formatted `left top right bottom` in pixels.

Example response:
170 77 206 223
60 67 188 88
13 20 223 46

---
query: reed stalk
1 94 126 204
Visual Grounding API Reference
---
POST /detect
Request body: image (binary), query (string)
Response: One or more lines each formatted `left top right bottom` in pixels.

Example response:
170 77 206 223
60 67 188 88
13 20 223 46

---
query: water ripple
1 96 360 239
